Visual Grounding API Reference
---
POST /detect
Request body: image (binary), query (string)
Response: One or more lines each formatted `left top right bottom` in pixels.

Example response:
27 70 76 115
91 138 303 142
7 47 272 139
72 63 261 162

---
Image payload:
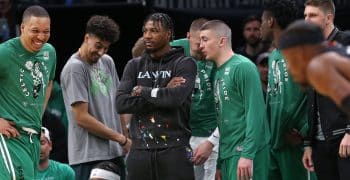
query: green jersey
171 38 217 136
0 37 56 132
266 49 308 149
214 54 270 160
36 160 75 180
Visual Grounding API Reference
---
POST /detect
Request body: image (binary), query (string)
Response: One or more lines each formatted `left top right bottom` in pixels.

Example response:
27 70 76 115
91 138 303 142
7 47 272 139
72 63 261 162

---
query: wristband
120 136 128 146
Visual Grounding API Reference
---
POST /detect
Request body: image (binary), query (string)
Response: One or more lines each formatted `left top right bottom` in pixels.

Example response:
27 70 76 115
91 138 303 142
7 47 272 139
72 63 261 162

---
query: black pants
71 156 125 180
127 146 194 180
312 136 350 180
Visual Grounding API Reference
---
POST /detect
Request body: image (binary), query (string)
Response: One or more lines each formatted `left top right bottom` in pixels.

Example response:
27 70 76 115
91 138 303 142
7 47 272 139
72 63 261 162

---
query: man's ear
20 23 24 34
268 16 274 28
325 13 334 26
218 37 227 47
84 34 90 42
167 30 172 41
186 32 191 39
48 141 53 151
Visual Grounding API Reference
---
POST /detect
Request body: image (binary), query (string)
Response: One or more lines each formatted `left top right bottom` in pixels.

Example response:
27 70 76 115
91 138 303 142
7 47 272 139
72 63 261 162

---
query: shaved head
22 5 50 24
189 18 209 32
200 20 232 47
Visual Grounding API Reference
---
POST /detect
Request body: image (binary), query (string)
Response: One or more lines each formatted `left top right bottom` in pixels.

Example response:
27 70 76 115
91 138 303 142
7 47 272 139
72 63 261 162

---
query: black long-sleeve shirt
116 48 197 149
305 30 350 146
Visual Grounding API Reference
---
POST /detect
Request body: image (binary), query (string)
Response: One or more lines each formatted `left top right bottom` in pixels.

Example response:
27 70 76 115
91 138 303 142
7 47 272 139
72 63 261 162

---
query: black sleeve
335 30 350 46
140 57 197 108
341 95 350 124
116 60 155 114
304 88 314 147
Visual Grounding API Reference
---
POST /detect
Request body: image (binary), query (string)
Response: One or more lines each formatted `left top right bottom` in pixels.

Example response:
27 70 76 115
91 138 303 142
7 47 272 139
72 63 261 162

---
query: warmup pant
127 146 195 180
221 146 269 180
313 136 350 180
0 129 40 180
71 156 125 180
190 136 218 180
269 146 317 180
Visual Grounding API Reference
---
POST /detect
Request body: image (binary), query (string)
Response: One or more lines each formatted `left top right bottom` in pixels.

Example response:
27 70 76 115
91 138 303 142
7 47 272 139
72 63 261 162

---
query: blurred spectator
131 37 145 58
235 15 268 63
36 127 75 180
42 110 68 163
43 80 69 163
256 52 269 98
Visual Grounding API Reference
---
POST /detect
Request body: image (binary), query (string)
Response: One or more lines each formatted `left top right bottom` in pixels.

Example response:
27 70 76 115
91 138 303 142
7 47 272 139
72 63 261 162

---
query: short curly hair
263 0 298 29
86 15 120 43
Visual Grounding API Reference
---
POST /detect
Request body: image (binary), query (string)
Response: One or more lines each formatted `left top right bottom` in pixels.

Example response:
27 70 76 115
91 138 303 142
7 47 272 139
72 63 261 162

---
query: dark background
12 1 350 80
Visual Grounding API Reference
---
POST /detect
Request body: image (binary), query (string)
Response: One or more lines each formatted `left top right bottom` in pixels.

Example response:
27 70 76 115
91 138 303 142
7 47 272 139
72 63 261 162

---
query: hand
0 118 19 138
215 169 222 180
302 147 314 171
192 140 214 165
167 77 186 88
122 138 132 154
237 157 253 180
339 133 350 158
131 86 142 96
284 128 303 146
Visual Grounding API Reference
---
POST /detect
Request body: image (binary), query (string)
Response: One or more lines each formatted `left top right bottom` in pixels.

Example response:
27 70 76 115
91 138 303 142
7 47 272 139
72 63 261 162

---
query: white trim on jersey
0 136 10 172
0 134 16 180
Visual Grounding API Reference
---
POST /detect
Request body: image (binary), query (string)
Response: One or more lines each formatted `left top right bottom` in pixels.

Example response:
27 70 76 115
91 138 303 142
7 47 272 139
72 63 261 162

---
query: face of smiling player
20 16 50 52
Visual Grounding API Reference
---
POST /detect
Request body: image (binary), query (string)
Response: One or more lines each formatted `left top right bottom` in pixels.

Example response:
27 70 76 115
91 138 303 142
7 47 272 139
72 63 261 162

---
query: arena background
13 0 350 80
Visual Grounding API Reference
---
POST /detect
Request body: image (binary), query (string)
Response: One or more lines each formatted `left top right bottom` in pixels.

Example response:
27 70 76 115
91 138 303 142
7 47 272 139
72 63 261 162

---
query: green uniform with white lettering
214 54 270 180
35 160 75 180
171 38 218 179
266 49 316 180
171 38 217 137
0 37 56 179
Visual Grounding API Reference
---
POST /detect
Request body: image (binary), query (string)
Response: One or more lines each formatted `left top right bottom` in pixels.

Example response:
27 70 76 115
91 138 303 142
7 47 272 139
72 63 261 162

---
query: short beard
247 38 260 47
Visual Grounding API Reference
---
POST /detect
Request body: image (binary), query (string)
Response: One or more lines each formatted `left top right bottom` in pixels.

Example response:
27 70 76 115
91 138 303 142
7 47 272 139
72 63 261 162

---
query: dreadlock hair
22 5 50 23
86 15 120 43
263 0 298 29
143 12 174 40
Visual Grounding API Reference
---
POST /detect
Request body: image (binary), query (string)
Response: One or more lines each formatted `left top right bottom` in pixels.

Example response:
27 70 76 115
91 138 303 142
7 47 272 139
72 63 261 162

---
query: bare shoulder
307 51 346 73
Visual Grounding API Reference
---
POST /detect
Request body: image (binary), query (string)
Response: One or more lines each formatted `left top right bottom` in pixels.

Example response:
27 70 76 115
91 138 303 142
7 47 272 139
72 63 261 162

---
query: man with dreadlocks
117 12 197 180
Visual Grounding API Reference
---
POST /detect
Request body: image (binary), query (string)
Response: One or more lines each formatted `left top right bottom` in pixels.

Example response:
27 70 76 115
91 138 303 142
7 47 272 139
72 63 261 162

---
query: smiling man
60 15 131 180
0 5 56 180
